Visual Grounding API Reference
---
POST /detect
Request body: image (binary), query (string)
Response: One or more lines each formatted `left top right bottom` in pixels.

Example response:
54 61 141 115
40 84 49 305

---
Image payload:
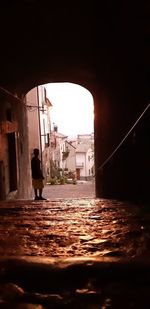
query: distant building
65 141 76 178
75 144 94 180
77 133 94 143
49 125 68 178
26 85 52 182
66 133 95 180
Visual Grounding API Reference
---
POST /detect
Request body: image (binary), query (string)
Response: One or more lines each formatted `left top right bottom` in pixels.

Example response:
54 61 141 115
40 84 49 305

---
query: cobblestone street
0 181 150 308
43 180 96 200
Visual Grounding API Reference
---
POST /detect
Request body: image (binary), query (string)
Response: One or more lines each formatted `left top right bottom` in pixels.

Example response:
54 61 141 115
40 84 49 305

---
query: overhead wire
94 102 150 177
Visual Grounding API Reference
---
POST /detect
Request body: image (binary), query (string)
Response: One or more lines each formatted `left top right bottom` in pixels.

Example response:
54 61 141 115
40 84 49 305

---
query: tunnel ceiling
0 1 149 96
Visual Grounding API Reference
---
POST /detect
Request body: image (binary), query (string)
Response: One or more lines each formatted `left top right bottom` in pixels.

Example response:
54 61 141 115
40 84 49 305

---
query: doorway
76 168 80 180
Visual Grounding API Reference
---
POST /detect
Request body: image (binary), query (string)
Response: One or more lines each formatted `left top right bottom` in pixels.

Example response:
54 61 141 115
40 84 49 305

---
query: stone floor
0 182 150 308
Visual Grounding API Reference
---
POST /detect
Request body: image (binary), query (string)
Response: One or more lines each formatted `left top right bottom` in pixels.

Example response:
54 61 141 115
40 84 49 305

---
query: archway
26 82 95 199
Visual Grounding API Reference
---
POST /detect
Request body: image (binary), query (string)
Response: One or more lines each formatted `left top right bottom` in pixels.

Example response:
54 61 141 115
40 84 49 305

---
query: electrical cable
94 103 150 177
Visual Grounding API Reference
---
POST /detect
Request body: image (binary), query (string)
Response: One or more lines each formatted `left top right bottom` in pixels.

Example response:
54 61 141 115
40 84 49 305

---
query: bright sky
45 82 94 138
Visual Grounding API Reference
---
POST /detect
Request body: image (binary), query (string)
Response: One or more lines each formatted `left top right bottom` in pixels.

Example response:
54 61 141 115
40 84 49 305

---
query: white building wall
65 146 76 172
27 85 52 182
85 148 94 177
76 148 94 179
76 152 85 177
37 86 51 152
59 138 65 169
26 87 40 159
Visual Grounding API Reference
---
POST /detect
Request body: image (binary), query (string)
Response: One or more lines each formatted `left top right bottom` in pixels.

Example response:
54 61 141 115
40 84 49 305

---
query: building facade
75 144 94 180
26 85 52 185
0 90 31 200
65 134 95 181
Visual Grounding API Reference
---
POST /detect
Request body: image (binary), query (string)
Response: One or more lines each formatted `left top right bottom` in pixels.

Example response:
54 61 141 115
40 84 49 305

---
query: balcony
62 150 70 160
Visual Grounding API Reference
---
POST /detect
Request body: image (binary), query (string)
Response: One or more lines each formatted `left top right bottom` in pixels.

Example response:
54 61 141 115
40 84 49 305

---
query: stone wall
0 92 32 200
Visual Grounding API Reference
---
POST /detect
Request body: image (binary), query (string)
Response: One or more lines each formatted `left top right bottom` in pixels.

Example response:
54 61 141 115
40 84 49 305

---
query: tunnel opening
26 82 95 200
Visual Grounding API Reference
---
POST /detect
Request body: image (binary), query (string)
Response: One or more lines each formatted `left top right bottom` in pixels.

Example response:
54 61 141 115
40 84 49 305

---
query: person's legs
39 188 43 198
39 188 46 200
34 188 39 200
33 180 46 200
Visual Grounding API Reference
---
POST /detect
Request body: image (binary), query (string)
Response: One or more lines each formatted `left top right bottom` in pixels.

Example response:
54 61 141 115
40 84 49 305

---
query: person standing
31 148 46 200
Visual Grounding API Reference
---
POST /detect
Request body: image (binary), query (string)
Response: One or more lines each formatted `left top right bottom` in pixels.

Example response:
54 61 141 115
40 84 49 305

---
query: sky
45 82 94 138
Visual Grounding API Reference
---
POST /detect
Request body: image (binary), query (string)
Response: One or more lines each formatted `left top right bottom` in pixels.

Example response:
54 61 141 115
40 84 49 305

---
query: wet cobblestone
0 197 149 258
0 183 150 308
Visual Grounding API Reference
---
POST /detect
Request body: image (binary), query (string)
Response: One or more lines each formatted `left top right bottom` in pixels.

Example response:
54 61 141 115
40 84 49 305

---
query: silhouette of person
31 148 46 200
